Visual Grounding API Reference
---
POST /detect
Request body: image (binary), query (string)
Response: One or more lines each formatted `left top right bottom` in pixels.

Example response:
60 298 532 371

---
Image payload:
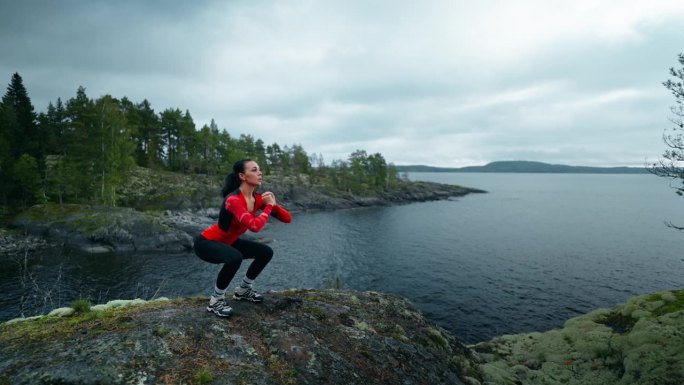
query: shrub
70 299 92 314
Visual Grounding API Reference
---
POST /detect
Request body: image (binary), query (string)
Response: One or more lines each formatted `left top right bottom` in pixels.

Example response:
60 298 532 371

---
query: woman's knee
259 245 274 262
224 249 244 267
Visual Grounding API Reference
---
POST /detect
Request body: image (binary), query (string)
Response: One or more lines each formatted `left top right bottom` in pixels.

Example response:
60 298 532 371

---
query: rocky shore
0 228 52 256
2 288 682 384
470 289 684 385
5 179 484 254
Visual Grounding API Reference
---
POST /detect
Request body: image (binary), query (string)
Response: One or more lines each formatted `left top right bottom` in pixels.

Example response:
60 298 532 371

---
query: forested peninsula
0 73 484 252
0 72 422 214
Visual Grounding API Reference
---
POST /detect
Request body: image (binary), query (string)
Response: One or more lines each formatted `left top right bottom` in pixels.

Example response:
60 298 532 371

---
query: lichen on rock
470 289 684 385
0 289 474 385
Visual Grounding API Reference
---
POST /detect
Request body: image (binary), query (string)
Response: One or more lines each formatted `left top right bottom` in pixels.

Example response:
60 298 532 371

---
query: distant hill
396 161 649 174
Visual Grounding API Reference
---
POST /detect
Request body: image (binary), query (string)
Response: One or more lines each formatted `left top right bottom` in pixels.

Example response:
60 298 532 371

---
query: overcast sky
2 1 683 167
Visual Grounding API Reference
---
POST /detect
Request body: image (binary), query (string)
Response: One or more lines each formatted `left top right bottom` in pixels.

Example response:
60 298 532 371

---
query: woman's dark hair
221 159 252 197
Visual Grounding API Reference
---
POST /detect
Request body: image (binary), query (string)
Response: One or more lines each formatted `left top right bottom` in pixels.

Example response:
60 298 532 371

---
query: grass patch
71 298 92 313
153 327 170 337
324 275 343 289
0 309 118 345
426 328 449 350
193 367 215 384
303 306 328 322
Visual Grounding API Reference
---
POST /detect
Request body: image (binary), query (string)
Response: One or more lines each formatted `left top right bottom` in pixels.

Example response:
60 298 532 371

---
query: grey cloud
1 1 683 167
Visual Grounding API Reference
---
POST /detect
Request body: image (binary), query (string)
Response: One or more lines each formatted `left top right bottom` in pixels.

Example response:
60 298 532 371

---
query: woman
194 159 292 317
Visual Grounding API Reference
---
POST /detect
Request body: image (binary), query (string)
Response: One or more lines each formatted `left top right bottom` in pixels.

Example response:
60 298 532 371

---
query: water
1 173 682 343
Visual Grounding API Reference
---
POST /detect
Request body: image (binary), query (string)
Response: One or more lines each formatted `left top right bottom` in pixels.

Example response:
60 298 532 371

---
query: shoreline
3 180 486 255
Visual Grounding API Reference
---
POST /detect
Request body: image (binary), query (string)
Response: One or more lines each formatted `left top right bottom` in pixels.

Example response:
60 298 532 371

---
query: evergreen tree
290 144 310 175
215 129 242 175
12 153 42 206
0 73 39 205
1 73 38 159
197 119 222 176
348 149 369 192
266 143 283 171
41 98 68 154
160 108 184 171
254 138 267 172
133 99 162 168
178 110 198 173
40 98 69 204
386 162 400 189
0 101 13 207
368 153 389 191
652 53 684 229
64 86 98 201
92 95 136 205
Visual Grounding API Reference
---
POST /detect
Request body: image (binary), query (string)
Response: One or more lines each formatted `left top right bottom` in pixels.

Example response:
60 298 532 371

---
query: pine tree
178 110 198 172
12 153 42 206
64 86 98 201
0 73 39 206
136 99 162 168
1 73 38 159
160 108 183 171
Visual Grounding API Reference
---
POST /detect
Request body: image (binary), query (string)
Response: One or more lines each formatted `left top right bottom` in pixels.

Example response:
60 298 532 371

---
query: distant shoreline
397 160 649 174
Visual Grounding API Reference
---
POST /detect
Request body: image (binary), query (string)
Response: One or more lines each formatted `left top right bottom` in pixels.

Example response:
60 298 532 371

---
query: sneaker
233 287 264 303
206 297 233 317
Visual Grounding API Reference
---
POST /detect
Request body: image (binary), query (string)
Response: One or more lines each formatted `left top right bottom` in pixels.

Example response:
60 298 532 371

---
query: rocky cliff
1 289 683 385
0 289 477 385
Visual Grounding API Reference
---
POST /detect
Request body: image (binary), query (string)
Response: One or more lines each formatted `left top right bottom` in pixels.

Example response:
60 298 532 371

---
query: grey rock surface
0 289 474 385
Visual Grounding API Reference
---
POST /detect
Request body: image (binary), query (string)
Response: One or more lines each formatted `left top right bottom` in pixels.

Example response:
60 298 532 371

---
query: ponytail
221 159 252 197
221 173 240 197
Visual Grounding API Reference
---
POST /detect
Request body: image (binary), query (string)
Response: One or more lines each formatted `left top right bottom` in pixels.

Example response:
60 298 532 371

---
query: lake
1 172 682 343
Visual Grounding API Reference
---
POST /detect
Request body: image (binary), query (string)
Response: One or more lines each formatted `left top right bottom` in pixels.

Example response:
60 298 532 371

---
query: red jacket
201 191 292 245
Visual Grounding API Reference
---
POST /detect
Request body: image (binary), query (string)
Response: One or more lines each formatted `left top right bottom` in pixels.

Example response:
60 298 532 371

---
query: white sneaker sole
206 306 232 317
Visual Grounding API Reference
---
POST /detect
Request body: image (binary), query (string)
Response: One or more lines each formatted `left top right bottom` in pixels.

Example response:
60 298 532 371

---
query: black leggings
194 235 274 290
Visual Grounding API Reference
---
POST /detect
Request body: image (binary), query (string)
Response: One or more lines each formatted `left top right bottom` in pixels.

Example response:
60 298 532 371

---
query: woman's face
240 161 263 186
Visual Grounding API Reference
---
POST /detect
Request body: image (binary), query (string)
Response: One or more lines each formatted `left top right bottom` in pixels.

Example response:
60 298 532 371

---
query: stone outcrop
0 289 477 385
11 204 193 254
469 289 684 385
2 288 683 384
0 228 52 256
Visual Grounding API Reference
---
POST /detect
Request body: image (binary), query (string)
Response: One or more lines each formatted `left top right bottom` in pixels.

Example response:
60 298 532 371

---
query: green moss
303 306 328 322
651 291 684 317
424 327 449 351
267 355 298 385
194 367 215 384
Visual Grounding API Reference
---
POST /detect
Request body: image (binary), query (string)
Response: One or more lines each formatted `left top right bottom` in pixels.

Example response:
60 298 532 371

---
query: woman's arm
272 205 292 223
256 192 292 223
225 195 273 232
